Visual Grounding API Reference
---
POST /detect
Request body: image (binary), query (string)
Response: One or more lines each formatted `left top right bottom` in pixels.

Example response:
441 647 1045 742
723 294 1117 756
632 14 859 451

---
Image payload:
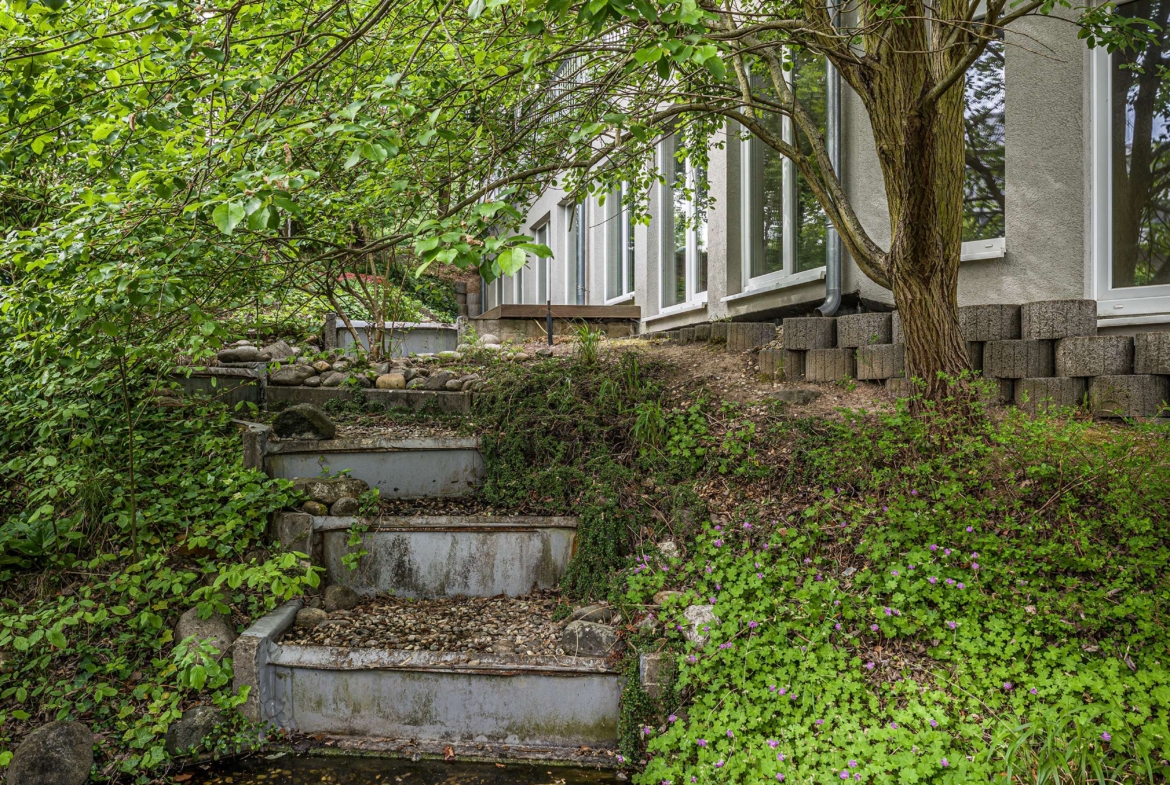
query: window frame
959 24 1007 261
604 185 636 305
532 219 550 305
658 136 709 313
739 55 836 293
1090 28 1170 318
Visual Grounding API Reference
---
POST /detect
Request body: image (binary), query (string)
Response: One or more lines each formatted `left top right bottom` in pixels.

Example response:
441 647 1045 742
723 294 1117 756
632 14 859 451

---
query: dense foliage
623 404 1170 784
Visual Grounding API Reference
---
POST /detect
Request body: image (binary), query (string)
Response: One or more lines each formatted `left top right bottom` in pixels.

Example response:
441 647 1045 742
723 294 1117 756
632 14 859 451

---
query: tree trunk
855 7 972 402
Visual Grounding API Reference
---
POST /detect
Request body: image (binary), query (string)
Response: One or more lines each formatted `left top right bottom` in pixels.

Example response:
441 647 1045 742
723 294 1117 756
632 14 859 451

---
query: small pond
191 754 619 785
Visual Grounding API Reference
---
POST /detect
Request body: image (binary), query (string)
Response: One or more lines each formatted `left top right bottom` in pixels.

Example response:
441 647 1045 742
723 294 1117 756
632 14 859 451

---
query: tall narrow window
564 204 579 305
660 135 708 309
963 36 1006 247
605 187 635 301
741 53 833 289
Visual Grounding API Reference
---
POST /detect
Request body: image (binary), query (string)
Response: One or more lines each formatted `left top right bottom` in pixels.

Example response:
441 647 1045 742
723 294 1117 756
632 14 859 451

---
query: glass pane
606 190 623 300
793 51 828 272
749 73 785 279
1112 0 1170 288
663 138 688 307
536 224 549 303
964 37 1006 242
695 167 708 293
566 206 578 304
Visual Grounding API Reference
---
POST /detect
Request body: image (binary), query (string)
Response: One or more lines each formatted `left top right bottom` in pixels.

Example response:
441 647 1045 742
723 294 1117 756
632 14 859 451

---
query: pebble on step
561 620 619 657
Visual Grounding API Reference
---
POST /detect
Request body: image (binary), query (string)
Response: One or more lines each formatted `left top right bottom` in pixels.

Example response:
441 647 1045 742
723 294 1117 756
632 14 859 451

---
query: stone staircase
234 424 621 760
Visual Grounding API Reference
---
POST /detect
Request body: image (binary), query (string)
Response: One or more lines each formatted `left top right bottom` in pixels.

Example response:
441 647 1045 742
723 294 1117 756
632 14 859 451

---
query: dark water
191 755 619 785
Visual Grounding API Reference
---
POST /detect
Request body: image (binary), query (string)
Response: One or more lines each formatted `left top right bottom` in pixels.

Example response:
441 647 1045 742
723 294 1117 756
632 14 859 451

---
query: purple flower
768 739 779 748
971 552 979 558
890 722 898 729
789 693 797 700
929 719 938 728
891 570 899 576
777 753 786 761
749 621 758 629
727 730 735 738
757 573 764 579
715 760 725 769
929 544 938 552
804 558 812 565
911 490 918 496
643 726 652 735
928 576 938 584
865 661 875 670
816 574 824 582
835 623 842 630
945 578 956 586
909 565 916 570
940 758 949 768
776 775 785 783
709 597 717 604
1102 732 1112 742
697 738 708 747
871 624 880 632
882 506 888 512
884 607 893 616
854 776 861 782
971 563 979 571
715 583 722 590
946 620 958 630
944 548 951 556
957 583 965 590
714 539 723 548
706 565 713 574
848 760 857 768
687 655 697 664
778 688 787 695
668 714 678 723
840 771 849 780
715 525 722 532
617 755 625 763
815 719 824 726
1030 688 1037 695
966 526 973 532
744 522 752 530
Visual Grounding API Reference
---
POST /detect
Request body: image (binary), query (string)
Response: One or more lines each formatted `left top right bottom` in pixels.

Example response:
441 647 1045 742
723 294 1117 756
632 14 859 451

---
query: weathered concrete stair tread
310 736 618 766
267 435 480 453
271 645 616 673
313 515 577 532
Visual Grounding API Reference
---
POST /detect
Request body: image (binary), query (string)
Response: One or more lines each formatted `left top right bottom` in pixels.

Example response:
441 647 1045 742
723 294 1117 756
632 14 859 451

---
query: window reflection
964 37 1006 242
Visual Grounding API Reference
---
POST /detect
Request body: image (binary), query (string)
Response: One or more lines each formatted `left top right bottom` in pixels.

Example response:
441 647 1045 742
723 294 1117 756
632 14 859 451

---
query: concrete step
237 602 619 751
260 435 484 499
320 515 577 598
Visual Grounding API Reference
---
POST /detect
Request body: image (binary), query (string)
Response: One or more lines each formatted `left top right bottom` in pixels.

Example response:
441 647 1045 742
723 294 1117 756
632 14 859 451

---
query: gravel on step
377 495 525 517
281 591 570 655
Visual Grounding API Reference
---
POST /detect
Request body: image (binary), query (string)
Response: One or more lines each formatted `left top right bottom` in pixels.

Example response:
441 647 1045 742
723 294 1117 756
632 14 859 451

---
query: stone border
266 386 471 414
234 600 302 723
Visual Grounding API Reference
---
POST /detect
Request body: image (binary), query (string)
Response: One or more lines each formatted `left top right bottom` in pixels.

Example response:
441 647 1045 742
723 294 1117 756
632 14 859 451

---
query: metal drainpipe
817 65 843 317
575 202 586 305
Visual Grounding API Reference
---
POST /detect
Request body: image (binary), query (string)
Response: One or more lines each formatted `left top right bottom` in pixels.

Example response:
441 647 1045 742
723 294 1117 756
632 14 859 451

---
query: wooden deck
474 304 640 321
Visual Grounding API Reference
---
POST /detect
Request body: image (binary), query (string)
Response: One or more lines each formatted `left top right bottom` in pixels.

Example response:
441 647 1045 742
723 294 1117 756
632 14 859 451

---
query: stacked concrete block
694 323 712 342
678 327 695 344
1054 336 1133 378
855 344 905 381
836 313 892 348
667 330 681 342
1021 299 1097 340
784 350 806 382
966 341 985 372
959 304 1021 342
805 349 855 383
1014 377 1087 415
783 317 836 350
1134 333 1170 375
728 322 776 352
891 312 903 345
710 322 729 344
1089 375 1170 418
983 340 1055 379
758 349 784 380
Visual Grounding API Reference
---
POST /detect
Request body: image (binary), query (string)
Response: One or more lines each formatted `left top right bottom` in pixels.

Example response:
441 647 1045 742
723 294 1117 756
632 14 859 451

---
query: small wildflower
840 771 849 780
1102 732 1112 742
697 738 708 747
715 525 722 532
891 570 899 576
971 563 979 571
643 726 652 736
776 775 785 783
744 522 752 530
946 620 958 630
971 552 979 558
1029 687 1037 695
911 489 918 496
945 578 955 586
882 506 888 512
790 693 797 700
714 539 723 548
769 684 776 692
768 740 779 748
778 688 787 695
749 621 758 629
957 582 965 589
929 719 939 728
848 760 857 768
966 526 973 532
777 753 786 761
929 544 938 552
727 730 735 738
617 755 625 763
884 607 893 616
709 597 717 604
1003 682 1013 691
909 564 916 570
890 722 898 729
944 548 951 556
669 714 678 723
854 776 861 782
804 558 812 565
687 655 697 664
757 573 764 579
871 624 880 632
940 758 949 768
834 623 842 630
815 719 824 726
706 565 713 574
928 576 937 584
715 760 725 769
865 661 875 670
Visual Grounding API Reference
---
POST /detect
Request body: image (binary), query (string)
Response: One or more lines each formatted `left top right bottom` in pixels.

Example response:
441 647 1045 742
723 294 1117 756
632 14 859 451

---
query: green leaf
46 628 67 649
188 664 207 690
498 246 529 275
704 56 726 80
212 202 246 235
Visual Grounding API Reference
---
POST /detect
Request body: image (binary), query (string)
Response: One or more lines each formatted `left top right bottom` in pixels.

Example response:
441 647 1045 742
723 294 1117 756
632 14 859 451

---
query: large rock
312 360 332 373
376 373 406 390
291 477 369 505
259 340 295 362
268 364 316 386
8 721 93 785
174 607 236 658
478 333 501 346
422 371 455 390
682 605 719 645
217 346 265 364
164 705 222 756
324 584 360 612
570 604 617 623
320 371 347 388
295 607 328 629
271 404 336 440
329 497 360 516
561 620 618 657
